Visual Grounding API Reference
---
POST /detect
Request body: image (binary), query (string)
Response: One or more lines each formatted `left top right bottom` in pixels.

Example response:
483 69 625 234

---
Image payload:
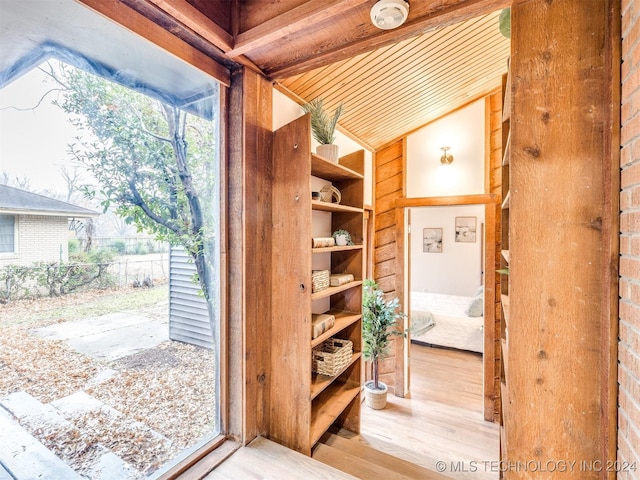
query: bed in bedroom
410 291 484 354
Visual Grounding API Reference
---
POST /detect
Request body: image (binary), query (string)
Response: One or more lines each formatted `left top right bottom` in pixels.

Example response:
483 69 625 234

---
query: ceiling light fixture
370 0 410 30
440 147 453 165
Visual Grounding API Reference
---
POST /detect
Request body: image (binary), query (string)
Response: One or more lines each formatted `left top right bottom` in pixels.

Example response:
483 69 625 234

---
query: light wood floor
359 343 500 480
198 344 498 479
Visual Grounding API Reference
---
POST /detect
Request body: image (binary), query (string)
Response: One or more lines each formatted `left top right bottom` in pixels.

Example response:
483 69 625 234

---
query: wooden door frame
394 193 499 421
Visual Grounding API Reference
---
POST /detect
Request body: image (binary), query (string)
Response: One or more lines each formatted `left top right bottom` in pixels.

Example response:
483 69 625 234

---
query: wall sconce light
440 147 453 165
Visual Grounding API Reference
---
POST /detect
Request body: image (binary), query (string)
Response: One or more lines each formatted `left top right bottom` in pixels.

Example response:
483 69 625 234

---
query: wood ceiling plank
349 41 504 124
228 0 371 58
278 12 508 150
340 17 501 127
362 77 506 148
290 31 438 101
281 12 495 118
266 0 511 78
351 60 507 147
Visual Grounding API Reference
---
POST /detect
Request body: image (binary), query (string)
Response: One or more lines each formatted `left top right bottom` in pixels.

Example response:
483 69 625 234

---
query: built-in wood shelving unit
311 353 362 399
502 131 511 166
501 190 510 209
501 294 510 327
270 114 364 456
312 245 362 254
311 281 363 301
311 312 361 348
312 200 363 213
499 61 511 475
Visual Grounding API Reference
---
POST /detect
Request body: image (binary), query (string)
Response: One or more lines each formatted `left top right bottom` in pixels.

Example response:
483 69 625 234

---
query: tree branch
127 178 186 237
133 107 172 143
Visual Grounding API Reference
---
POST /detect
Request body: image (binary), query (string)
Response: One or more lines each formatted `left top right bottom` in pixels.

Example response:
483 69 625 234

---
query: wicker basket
312 338 353 376
311 270 330 293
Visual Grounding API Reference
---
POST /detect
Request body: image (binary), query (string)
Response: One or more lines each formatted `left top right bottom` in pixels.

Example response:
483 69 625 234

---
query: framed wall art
455 216 477 243
423 228 443 253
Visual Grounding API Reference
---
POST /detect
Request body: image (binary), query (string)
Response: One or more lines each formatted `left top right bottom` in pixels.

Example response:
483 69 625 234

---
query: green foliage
1 251 115 302
134 242 148 255
47 62 218 310
111 240 127 254
302 97 344 145
68 238 80 254
332 229 354 246
32 252 114 297
0 265 35 303
499 8 510 39
362 279 406 389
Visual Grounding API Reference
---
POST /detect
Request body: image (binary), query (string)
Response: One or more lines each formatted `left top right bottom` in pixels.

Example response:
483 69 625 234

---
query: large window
0 1 223 478
0 215 15 253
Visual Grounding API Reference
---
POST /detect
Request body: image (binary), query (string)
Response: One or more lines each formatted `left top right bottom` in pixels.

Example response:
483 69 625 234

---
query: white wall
406 99 485 197
273 89 374 206
410 205 485 297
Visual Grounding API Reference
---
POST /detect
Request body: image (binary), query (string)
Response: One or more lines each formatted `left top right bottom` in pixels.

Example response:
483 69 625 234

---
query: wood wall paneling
372 139 405 395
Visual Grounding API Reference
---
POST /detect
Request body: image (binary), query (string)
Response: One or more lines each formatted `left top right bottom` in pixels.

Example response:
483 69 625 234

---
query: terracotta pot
316 144 339 163
364 380 388 409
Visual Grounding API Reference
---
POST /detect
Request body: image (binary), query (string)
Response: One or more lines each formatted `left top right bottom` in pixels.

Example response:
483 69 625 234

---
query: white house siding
168 247 213 349
0 215 69 268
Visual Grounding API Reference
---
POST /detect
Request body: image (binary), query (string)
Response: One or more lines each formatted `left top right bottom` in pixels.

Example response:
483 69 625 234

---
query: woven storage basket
312 338 353 376
311 269 330 293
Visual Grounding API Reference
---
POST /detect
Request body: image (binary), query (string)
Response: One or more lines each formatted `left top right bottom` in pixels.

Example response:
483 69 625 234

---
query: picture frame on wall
455 216 477 243
423 228 443 253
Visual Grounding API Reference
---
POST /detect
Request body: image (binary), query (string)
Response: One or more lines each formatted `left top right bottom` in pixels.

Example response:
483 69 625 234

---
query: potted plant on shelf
332 229 353 246
362 279 406 409
302 97 344 163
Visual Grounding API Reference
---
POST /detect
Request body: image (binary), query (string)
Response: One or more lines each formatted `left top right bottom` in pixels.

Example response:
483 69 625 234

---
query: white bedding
410 291 484 354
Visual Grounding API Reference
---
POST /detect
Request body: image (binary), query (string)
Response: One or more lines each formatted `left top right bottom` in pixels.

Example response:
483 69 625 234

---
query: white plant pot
364 380 388 410
335 234 348 246
317 144 339 163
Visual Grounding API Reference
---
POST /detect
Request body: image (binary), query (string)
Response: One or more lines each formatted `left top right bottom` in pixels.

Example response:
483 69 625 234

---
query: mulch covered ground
0 286 216 478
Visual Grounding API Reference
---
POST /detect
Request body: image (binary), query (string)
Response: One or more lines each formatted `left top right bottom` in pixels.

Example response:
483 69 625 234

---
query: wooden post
505 1 619 477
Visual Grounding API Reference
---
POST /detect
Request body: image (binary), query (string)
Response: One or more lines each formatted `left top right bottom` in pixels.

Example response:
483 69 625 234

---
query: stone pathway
0 390 172 479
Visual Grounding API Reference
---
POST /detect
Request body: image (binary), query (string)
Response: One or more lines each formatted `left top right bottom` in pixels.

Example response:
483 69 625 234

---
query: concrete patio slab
33 312 168 361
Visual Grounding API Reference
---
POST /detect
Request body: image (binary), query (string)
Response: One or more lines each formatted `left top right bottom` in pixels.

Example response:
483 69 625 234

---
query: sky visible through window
0 62 83 195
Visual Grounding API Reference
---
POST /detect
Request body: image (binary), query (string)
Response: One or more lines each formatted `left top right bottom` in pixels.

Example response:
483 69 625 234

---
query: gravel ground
0 284 216 477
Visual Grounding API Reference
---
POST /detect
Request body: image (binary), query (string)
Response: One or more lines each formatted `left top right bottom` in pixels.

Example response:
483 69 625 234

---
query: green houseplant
302 97 344 163
362 279 406 409
332 229 353 246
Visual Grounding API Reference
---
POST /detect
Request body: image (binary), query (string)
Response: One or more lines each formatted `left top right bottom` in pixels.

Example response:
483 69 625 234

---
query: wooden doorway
395 193 499 421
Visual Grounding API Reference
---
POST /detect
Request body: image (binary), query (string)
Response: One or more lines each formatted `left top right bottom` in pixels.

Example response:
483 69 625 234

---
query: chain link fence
1 254 169 303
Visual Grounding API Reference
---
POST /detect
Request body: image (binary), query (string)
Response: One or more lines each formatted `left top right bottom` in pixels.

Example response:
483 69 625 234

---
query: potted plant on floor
362 279 406 409
302 97 344 163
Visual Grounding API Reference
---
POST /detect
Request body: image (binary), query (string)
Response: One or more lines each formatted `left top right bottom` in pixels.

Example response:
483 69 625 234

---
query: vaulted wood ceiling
121 0 512 149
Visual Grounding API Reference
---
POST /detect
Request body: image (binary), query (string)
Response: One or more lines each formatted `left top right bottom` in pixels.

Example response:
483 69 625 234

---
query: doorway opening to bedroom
410 202 497 469
359 195 500 479
408 204 486 355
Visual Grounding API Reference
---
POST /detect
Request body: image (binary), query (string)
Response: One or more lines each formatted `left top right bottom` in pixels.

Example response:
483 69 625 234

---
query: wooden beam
141 0 234 52
268 0 511 79
228 0 370 58
506 1 618 476
602 0 621 473
396 194 498 208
